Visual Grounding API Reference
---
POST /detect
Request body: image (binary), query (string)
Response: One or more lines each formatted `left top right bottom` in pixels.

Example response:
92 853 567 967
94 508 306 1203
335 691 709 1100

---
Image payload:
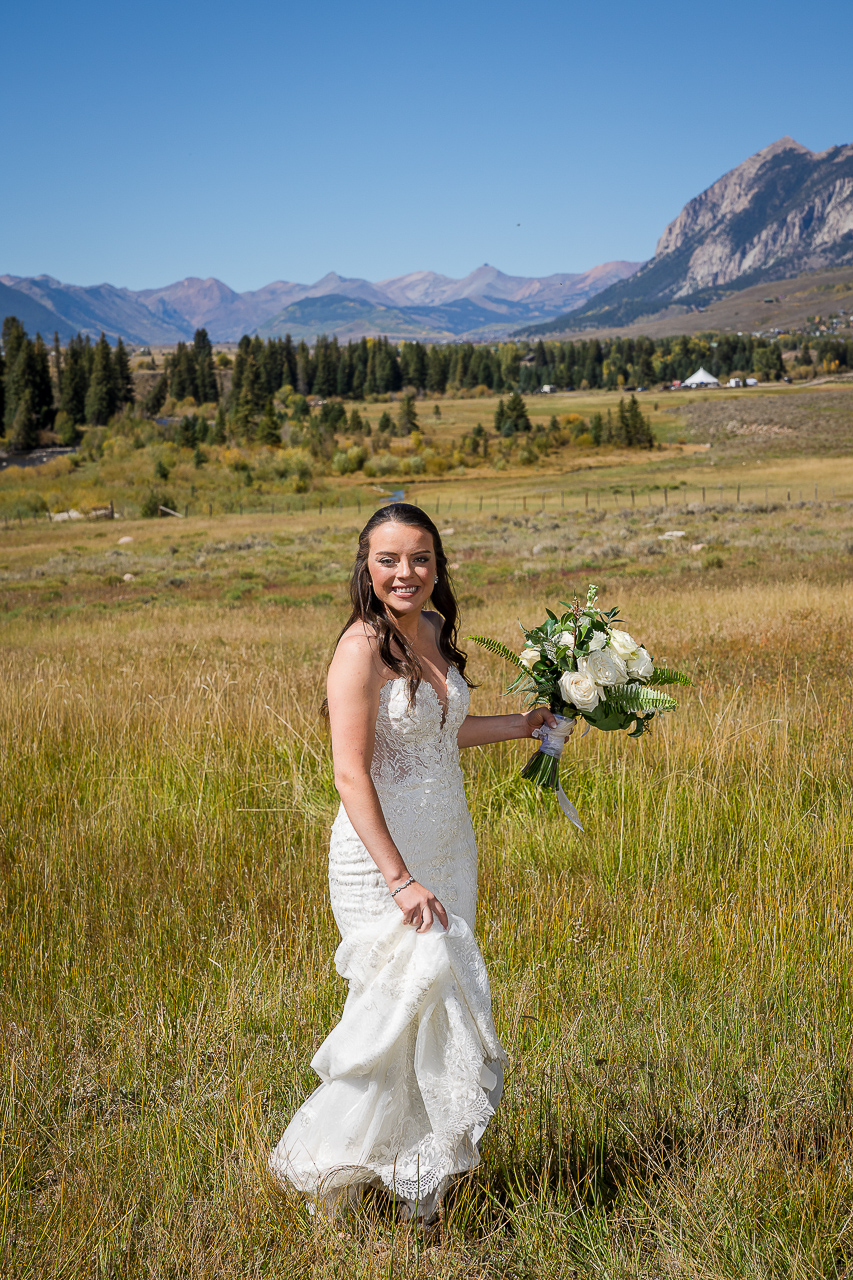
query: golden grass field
3 386 853 1277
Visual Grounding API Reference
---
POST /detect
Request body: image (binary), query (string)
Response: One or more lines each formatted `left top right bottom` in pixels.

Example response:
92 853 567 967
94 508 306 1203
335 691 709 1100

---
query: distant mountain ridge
526 136 853 334
0 261 641 345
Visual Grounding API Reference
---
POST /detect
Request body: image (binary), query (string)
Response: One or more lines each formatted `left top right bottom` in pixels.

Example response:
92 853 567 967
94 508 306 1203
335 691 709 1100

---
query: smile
391 586 419 596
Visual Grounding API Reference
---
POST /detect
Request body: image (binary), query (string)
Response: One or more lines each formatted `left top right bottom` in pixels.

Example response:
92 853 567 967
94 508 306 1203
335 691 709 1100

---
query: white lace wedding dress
269 666 508 1217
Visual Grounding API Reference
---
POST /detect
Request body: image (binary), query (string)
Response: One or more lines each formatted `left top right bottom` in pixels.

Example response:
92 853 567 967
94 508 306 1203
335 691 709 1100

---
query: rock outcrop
535 136 853 332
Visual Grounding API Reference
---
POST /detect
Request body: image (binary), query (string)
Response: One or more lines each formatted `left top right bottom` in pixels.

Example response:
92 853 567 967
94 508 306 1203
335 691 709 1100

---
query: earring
434 575 439 584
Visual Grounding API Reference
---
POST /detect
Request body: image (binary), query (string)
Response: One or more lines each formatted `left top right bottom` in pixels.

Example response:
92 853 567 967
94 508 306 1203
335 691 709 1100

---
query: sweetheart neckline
379 665 462 726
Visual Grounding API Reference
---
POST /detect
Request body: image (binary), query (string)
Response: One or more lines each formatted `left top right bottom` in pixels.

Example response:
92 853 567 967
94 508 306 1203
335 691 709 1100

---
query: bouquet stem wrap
523 714 584 832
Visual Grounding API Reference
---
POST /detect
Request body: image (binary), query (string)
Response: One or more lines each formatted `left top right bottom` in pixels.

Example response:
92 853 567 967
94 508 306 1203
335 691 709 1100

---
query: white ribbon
531 715 585 832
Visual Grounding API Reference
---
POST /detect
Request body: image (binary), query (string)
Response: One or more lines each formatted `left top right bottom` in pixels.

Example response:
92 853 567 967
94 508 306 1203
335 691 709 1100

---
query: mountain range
528 136 853 334
5 135 853 345
0 261 640 346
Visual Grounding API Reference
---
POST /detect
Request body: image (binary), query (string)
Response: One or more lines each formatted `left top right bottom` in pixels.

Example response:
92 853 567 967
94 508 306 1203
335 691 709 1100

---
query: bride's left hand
520 707 561 738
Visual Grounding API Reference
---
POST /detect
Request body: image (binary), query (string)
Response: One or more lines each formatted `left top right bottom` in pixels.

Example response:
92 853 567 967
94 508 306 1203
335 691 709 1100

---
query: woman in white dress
269 503 559 1223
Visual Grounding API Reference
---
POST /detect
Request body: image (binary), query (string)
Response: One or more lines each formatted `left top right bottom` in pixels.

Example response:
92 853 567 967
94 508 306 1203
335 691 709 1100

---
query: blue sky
3 0 852 292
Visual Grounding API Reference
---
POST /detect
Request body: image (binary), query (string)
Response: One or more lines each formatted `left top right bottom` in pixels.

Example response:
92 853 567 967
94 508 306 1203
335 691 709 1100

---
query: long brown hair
335 502 470 702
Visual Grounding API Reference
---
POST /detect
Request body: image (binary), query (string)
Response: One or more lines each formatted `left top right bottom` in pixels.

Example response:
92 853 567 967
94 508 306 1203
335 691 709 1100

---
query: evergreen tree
397 393 418 436
59 336 89 425
84 334 117 425
193 329 218 403
209 402 227 444
494 398 507 433
30 335 55 430
9 389 38 452
113 337 135 408
141 374 168 418
504 390 531 432
52 332 63 399
168 342 198 402
377 411 394 434
590 412 603 446
258 400 282 446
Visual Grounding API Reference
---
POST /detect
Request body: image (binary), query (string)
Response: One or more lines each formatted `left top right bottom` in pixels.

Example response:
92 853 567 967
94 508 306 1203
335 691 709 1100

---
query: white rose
587 631 608 652
627 646 654 680
555 630 575 649
581 648 628 687
519 646 541 669
557 669 600 713
609 629 640 661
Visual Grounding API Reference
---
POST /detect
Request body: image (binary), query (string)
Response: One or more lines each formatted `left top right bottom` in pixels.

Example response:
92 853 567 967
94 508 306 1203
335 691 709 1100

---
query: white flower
558 669 600 712
587 631 608 652
519 646 541 669
627 646 654 680
609 629 640 661
555 630 575 649
580 648 628 687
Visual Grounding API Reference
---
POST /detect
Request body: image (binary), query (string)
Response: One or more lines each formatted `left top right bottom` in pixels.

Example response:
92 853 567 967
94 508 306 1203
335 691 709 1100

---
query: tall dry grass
2 580 852 1277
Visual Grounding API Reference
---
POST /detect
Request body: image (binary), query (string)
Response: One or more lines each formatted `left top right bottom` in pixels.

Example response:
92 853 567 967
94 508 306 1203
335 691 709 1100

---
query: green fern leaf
467 635 525 668
649 666 693 687
600 685 678 714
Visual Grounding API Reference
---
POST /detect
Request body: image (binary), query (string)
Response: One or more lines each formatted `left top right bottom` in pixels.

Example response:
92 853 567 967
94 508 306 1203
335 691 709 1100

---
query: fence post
736 484 740 503
184 503 189 517
319 501 323 515
585 491 589 509
702 486 705 504
631 488 635 507
561 490 565 509
208 502 212 516
787 490 791 503
523 495 527 511
814 484 818 501
765 486 768 505
663 487 668 507
479 495 483 512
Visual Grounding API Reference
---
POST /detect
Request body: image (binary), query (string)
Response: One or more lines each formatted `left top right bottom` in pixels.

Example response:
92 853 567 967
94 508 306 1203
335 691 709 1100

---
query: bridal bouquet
470 585 691 828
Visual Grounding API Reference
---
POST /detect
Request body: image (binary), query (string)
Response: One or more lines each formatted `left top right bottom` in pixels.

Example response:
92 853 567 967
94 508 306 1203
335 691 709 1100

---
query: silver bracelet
390 876 415 898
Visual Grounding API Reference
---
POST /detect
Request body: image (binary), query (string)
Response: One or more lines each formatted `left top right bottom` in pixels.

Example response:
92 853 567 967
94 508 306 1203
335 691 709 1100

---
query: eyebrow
373 548 433 556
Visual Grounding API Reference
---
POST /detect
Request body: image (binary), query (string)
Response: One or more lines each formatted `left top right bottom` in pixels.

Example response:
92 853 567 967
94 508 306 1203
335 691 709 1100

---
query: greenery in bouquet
470 584 692 793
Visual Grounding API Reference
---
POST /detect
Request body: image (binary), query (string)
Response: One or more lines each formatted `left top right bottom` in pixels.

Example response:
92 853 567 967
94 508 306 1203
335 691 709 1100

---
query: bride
269 502 560 1224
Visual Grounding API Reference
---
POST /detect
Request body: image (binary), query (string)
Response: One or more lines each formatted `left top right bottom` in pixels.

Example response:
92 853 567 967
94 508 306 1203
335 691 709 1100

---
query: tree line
1 319 135 450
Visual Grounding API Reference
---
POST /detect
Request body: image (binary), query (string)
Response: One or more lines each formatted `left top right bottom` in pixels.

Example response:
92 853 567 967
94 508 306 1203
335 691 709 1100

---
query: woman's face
367 521 436 622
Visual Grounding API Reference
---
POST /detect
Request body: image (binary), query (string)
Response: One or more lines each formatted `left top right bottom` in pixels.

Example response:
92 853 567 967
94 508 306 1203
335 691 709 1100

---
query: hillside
525 137 853 334
522 263 853 343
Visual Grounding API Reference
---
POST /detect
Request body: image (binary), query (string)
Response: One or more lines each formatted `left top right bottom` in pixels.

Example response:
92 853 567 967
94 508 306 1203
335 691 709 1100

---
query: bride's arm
456 705 559 748
327 633 448 933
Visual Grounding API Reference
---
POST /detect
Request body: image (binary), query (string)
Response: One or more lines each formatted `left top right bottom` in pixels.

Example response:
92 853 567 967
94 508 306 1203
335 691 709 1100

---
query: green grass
2 521 853 1275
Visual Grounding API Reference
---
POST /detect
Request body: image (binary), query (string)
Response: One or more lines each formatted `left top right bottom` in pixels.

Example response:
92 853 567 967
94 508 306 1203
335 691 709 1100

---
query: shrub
140 490 176 518
54 411 80 447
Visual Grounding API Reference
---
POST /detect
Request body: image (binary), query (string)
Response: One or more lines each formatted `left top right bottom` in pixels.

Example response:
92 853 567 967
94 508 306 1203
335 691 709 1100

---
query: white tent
682 366 720 388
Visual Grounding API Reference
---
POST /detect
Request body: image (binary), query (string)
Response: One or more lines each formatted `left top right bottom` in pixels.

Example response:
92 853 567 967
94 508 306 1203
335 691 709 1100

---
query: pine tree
9 388 38 452
397 393 418 436
84 334 117 425
377 411 394 434
504 390 531 432
258 400 282 446
209 402 227 444
141 374 168 419
193 329 218 403
60 336 89 425
113 338 135 408
52 332 63 399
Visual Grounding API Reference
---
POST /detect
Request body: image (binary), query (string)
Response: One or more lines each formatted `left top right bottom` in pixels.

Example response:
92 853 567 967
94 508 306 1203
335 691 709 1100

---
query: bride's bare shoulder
329 621 386 684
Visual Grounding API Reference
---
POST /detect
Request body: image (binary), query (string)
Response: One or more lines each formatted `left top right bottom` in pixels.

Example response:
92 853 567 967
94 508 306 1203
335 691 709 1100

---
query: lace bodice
371 666 469 788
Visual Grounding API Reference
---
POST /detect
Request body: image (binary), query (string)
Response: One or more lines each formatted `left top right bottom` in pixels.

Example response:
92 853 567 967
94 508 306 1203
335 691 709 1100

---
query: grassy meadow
3 389 853 1277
